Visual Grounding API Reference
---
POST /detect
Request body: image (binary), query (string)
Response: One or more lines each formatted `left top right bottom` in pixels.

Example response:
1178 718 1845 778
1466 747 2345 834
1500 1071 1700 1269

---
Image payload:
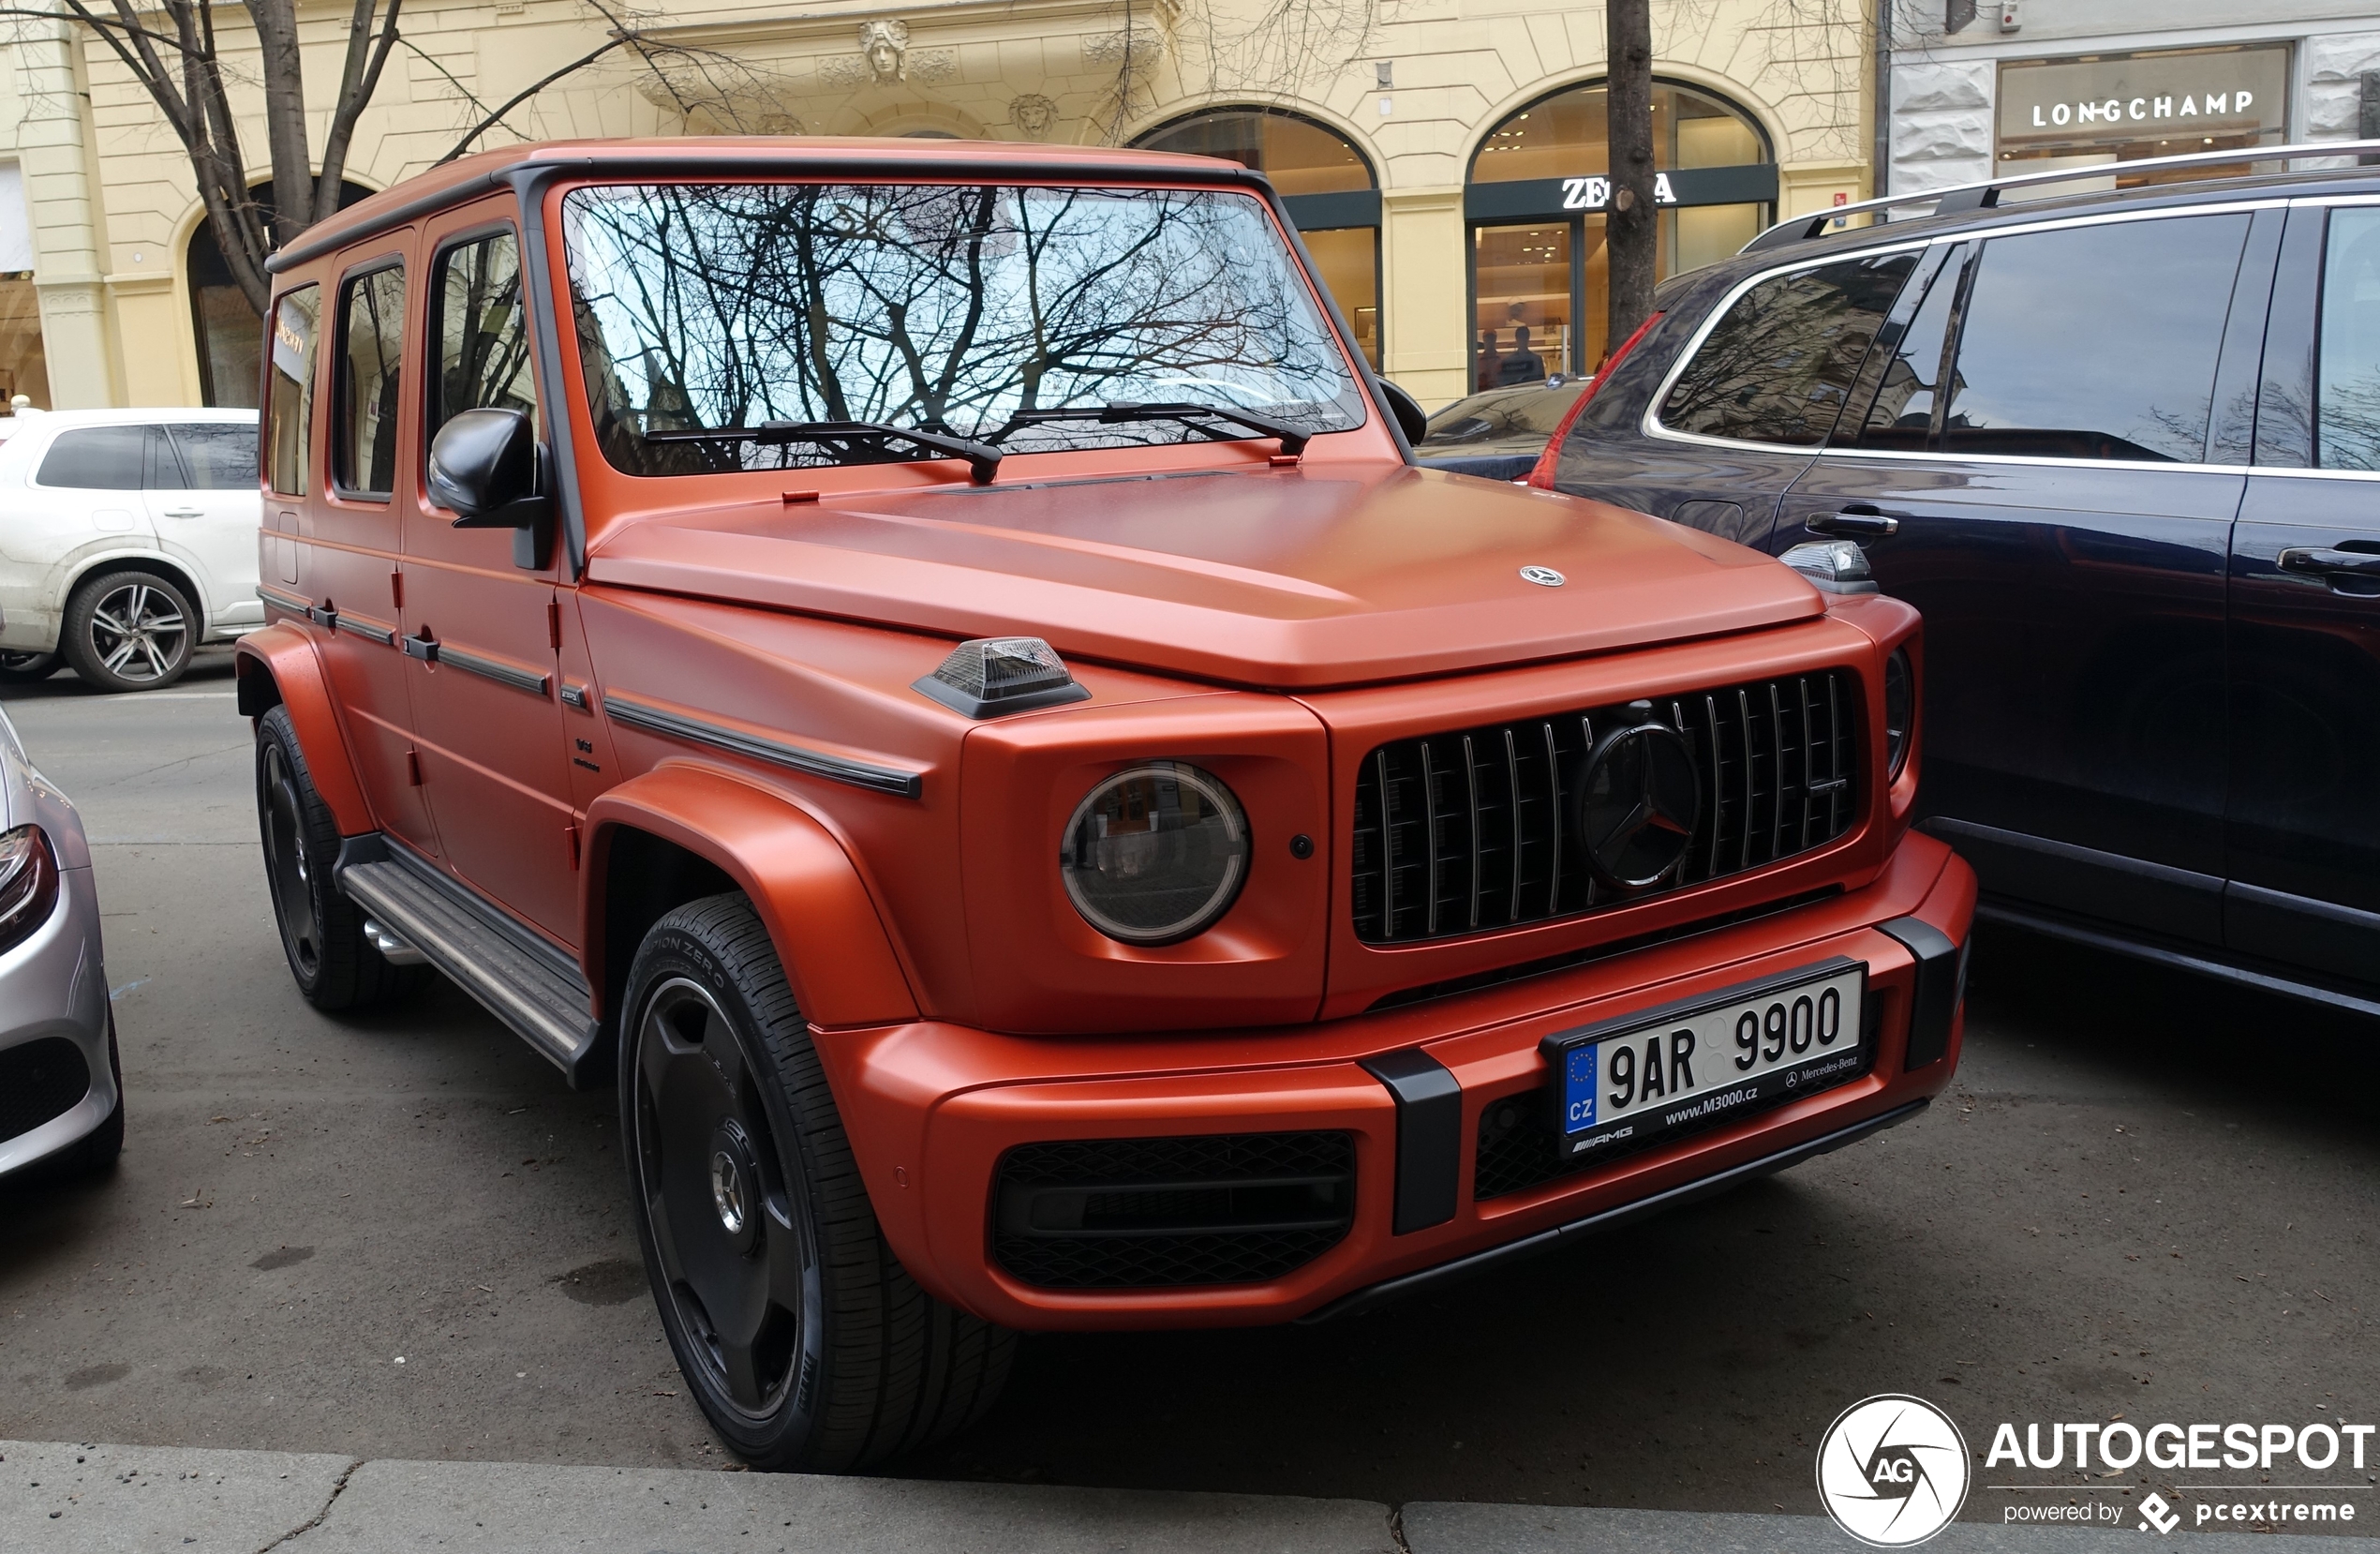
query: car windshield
1419 380 1588 448
562 182 1367 476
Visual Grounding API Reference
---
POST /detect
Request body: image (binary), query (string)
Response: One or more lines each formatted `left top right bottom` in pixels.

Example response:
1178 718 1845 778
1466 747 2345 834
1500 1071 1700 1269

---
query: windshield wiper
643 420 1002 485
1001 401 1311 456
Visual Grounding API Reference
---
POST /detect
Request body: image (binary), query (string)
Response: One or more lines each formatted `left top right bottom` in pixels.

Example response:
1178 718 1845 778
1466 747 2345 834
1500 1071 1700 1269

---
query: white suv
0 408 260 692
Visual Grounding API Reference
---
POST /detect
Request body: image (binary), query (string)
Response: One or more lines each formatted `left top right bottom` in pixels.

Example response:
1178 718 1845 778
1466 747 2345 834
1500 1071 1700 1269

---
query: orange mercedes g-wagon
236 139 1973 1472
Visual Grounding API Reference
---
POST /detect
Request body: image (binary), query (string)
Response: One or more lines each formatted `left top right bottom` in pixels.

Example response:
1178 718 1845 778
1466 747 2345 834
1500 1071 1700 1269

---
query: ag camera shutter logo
1816 1394 1971 1547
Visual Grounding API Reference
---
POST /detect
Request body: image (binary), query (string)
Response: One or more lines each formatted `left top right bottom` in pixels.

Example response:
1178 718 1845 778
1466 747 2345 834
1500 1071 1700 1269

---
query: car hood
584 465 1822 690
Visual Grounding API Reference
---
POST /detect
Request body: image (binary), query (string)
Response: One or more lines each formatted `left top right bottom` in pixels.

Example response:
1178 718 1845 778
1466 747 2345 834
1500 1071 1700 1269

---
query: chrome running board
334 835 603 1087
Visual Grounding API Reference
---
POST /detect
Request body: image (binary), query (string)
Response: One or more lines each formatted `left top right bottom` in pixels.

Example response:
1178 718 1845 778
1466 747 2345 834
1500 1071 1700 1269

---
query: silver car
0 703 116 1179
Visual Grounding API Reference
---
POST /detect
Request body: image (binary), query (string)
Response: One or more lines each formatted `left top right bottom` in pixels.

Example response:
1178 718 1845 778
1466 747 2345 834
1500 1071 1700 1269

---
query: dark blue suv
1536 144 2380 1018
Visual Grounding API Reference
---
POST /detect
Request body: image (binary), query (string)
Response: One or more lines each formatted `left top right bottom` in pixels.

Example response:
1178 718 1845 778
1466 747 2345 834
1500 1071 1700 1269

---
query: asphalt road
2 655 2375 1532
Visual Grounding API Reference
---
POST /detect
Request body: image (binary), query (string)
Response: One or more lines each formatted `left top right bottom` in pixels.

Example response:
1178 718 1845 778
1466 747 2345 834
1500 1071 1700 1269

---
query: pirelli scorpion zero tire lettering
621 894 1014 1472
254 705 424 1011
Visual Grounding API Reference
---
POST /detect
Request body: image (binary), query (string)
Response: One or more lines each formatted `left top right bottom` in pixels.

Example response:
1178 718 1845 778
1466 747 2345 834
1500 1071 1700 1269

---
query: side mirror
428 408 547 530
1376 379 1430 448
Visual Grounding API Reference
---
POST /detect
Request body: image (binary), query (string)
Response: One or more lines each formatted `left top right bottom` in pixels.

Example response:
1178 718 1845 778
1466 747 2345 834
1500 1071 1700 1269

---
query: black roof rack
1742 138 2380 253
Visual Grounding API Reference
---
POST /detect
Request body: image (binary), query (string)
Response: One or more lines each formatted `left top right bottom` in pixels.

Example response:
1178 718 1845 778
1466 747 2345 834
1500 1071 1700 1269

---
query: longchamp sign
1998 44 2287 148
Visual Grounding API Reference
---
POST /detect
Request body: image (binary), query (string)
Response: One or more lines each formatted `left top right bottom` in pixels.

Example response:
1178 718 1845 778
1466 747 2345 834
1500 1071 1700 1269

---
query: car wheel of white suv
61 570 194 692
0 651 58 681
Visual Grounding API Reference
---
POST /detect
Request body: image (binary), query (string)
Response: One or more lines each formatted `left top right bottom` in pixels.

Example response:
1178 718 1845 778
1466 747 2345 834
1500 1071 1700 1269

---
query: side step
333 835 604 1087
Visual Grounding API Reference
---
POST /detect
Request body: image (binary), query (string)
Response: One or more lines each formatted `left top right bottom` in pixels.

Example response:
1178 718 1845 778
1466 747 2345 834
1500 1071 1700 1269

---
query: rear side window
267 285 320 496
36 425 145 489
1659 251 1917 447
335 262 407 499
1938 214 2249 463
2316 207 2380 471
430 230 537 435
166 423 260 490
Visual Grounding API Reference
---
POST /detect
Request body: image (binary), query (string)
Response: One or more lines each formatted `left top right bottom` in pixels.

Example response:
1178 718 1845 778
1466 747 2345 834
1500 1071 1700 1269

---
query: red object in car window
1525 310 1662 490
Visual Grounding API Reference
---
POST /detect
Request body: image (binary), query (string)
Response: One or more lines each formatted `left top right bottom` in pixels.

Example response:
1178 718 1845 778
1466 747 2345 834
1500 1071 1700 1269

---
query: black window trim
423 217 536 452
330 251 409 504
1642 198 2289 474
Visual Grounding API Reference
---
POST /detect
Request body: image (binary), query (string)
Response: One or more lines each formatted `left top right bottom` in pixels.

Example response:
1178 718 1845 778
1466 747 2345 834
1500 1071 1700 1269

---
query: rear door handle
1806 511 1901 538
161 507 204 519
2278 546 2380 579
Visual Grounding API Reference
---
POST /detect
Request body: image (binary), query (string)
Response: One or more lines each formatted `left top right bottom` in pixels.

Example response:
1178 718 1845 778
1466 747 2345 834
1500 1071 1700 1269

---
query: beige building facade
0 0 1873 413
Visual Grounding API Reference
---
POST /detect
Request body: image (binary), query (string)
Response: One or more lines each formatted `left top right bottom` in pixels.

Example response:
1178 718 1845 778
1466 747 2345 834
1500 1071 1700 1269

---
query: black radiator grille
1351 671 1859 944
993 1131 1355 1290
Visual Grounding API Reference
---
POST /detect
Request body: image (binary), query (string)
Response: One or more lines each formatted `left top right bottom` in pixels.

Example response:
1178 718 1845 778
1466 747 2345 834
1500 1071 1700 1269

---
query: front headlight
1883 648 1912 781
0 824 57 955
1061 762 1249 944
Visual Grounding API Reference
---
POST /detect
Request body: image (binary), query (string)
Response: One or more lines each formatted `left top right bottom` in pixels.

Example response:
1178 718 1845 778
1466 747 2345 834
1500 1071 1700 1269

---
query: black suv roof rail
1742 138 2380 253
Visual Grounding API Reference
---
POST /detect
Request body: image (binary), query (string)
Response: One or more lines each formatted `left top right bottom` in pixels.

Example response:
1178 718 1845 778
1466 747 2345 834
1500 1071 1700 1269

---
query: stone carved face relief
1010 94 1057 138
860 19 909 82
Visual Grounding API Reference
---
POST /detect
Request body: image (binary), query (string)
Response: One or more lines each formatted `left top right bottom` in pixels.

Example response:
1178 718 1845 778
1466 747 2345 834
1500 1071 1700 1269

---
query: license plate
1541 958 1869 1161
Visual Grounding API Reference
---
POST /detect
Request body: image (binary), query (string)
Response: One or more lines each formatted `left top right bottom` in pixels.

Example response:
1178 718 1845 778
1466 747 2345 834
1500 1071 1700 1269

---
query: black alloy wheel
0 650 58 681
634 972 814 1417
622 895 1014 1472
252 705 423 1011
62 571 194 692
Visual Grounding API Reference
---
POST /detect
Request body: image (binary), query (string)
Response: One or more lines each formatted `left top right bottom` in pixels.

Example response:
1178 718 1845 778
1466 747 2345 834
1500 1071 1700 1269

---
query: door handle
2278 546 2380 579
161 507 204 519
400 631 439 664
1806 510 1901 538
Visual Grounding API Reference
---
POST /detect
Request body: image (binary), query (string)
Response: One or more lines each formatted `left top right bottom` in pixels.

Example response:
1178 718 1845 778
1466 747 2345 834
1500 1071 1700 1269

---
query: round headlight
1883 648 1912 781
1061 762 1249 944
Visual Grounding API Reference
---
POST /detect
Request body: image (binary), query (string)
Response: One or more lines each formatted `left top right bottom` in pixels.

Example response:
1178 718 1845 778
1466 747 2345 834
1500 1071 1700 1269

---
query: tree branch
435 34 623 163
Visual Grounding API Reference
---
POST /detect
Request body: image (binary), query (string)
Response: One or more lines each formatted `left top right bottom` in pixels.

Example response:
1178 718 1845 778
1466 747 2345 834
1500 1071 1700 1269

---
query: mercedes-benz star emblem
1572 718 1701 889
1519 565 1566 588
710 1150 747 1235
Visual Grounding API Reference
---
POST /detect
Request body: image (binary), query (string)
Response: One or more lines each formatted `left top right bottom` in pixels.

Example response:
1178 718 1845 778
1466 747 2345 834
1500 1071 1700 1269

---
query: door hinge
564 822 581 870
547 598 562 650
391 570 404 609
405 749 424 786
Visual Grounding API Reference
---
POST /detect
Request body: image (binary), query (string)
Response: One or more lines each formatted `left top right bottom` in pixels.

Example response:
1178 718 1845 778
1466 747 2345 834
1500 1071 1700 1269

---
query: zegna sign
1560 173 1678 211
1998 44 2288 146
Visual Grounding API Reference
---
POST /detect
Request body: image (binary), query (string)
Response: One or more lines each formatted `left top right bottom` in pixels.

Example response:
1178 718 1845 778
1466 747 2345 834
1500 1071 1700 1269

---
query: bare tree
0 0 404 316
1604 0 1657 354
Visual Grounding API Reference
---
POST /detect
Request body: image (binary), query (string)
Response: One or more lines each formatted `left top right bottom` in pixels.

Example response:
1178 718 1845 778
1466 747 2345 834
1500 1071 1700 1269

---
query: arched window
1465 82 1773 387
188 181 375 407
1135 108 1381 366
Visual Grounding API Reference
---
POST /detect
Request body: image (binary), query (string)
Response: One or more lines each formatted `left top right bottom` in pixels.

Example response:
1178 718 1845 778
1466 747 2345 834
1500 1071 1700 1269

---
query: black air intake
0 1037 91 1144
1351 671 1860 944
993 1131 1355 1289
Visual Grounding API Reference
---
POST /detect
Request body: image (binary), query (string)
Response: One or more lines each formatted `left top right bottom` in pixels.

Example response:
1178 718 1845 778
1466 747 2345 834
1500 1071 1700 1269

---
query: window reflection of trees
1659 253 1914 447
562 184 1364 476
2317 211 2380 471
435 234 538 431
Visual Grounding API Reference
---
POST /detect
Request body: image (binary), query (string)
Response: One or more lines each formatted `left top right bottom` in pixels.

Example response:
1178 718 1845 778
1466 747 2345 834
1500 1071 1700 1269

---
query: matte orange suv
236 139 1973 1471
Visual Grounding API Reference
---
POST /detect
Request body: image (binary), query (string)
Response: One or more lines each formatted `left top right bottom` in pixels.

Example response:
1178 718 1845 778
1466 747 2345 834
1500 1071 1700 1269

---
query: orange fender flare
232 625 374 837
582 762 919 1031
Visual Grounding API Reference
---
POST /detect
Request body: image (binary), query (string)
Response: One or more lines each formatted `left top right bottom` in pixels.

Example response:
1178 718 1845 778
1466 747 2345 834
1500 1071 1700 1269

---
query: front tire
254 705 422 1010
621 894 1013 1471
0 650 58 682
61 570 195 692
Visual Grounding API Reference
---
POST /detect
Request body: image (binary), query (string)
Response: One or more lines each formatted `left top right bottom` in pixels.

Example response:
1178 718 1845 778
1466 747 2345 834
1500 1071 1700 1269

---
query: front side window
266 286 320 496
1659 251 1917 446
1837 248 1965 453
1939 215 2249 462
2316 206 2380 471
562 183 1365 477
431 230 537 435
335 263 407 498
166 423 260 490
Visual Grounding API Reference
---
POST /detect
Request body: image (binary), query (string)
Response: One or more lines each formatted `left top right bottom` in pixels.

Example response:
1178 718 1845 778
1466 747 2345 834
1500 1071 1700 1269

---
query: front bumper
826 831 1975 1330
0 862 116 1177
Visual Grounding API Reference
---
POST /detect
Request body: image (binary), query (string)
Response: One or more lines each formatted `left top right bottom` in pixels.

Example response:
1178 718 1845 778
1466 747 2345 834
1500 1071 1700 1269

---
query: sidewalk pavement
8 1440 2377 1553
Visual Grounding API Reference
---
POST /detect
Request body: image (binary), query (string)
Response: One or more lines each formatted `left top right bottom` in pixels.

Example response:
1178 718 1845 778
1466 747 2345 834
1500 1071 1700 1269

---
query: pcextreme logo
1816 1394 1972 1547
